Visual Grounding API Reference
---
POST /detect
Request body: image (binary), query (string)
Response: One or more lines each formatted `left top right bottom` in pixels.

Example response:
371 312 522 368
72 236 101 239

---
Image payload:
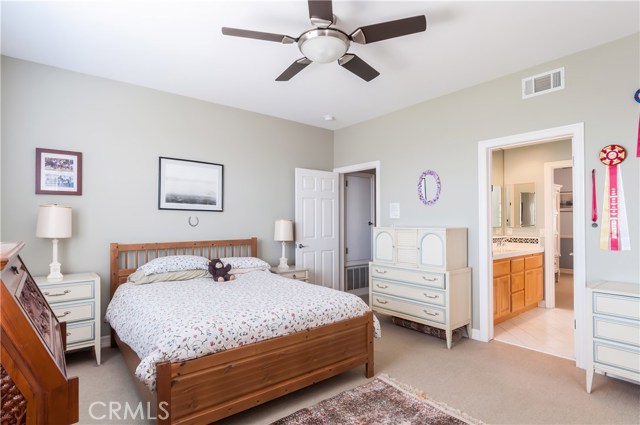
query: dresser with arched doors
369 227 471 348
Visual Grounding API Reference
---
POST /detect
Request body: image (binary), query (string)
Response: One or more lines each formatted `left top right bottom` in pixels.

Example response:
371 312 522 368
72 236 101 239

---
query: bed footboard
156 311 373 425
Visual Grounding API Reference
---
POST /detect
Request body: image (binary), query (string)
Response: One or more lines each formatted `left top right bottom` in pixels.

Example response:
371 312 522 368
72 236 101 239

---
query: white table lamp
36 204 72 281
274 219 294 270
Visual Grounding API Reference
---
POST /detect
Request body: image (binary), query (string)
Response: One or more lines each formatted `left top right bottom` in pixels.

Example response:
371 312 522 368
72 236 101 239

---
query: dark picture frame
158 157 223 212
35 148 83 195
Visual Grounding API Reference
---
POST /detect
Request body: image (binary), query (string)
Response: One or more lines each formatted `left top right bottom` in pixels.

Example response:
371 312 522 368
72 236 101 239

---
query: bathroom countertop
492 244 544 260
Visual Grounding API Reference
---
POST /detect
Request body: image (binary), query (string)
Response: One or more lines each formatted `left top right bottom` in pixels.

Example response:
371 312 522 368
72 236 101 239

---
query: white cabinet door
372 228 395 263
418 230 445 268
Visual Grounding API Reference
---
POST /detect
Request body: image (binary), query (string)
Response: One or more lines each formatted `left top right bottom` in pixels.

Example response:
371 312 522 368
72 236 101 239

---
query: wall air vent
522 67 564 99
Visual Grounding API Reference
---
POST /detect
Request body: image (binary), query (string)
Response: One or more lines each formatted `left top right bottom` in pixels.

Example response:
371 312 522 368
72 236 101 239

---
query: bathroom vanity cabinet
493 252 543 324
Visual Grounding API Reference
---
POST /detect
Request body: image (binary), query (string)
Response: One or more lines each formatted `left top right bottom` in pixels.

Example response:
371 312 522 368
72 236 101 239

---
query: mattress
105 270 380 390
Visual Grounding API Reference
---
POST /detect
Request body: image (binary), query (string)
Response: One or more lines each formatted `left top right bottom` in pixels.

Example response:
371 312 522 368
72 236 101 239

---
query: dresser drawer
370 265 445 289
371 279 445 307
277 270 308 281
372 294 446 324
593 340 640 374
51 301 95 323
41 281 94 303
66 321 95 345
593 316 640 347
593 293 640 321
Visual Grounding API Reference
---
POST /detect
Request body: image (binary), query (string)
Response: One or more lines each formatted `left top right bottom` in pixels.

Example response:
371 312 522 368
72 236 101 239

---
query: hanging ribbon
635 89 640 157
591 169 597 227
599 145 630 251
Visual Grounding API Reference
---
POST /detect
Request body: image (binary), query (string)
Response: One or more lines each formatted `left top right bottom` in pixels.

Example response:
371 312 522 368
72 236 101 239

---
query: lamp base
277 258 290 270
47 261 63 282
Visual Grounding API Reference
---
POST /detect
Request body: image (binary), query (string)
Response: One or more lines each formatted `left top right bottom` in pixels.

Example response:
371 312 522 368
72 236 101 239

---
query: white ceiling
2 1 638 130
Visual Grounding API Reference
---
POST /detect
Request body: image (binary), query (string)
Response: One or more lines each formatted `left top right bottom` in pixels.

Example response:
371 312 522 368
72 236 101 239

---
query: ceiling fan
221 0 426 82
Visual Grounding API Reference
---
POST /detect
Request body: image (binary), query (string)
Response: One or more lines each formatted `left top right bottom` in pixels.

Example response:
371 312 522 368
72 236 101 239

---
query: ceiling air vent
522 67 564 99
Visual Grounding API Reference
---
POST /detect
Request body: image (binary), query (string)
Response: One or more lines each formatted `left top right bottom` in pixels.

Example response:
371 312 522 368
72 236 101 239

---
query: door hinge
345 180 348 187
345 247 349 255
574 319 576 329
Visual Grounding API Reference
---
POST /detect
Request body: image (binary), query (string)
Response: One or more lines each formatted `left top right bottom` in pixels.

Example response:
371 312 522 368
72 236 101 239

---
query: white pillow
138 255 210 276
221 257 271 271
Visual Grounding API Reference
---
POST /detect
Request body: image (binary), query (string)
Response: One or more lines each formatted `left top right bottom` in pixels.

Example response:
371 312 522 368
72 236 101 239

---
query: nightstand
34 272 101 365
270 266 309 282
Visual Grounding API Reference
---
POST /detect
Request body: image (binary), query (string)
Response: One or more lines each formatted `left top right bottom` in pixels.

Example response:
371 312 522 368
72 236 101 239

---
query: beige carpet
67 315 640 424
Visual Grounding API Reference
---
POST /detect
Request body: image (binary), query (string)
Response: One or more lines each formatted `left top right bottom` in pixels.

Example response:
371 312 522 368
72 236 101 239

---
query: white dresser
369 227 470 349
35 272 101 365
586 280 639 393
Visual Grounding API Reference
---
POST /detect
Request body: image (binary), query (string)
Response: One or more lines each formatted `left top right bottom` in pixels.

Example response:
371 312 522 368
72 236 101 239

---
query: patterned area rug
271 374 484 425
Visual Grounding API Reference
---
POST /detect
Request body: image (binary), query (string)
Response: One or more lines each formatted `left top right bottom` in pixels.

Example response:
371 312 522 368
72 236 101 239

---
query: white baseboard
560 268 574 275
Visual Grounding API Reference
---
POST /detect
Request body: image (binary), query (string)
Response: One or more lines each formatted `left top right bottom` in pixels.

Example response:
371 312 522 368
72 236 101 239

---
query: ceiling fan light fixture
298 29 349 63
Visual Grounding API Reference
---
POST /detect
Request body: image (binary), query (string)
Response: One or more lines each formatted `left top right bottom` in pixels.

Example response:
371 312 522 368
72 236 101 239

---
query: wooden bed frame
110 238 374 425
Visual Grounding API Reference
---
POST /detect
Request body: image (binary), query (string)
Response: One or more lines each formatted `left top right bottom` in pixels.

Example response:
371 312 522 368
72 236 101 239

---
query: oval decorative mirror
418 169 441 206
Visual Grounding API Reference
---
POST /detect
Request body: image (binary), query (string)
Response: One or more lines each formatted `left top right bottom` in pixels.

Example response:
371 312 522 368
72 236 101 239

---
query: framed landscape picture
35 148 83 195
158 157 223 212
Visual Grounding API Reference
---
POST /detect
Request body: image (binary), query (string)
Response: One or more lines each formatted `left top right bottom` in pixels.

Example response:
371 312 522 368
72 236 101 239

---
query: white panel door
295 168 339 289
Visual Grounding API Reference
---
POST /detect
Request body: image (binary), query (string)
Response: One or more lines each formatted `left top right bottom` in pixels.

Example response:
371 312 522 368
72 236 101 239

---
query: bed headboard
110 238 258 297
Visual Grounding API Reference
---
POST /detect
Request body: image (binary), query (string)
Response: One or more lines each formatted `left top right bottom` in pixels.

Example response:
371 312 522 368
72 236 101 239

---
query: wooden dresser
586 280 639 393
369 227 471 349
1 241 79 425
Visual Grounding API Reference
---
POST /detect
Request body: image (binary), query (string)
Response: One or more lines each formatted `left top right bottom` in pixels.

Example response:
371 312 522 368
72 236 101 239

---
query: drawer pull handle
422 276 437 282
423 293 439 299
292 275 297 279
375 284 388 289
423 310 439 316
10 266 19 275
375 298 389 305
44 289 71 297
67 332 71 336
375 269 387 274
58 311 72 318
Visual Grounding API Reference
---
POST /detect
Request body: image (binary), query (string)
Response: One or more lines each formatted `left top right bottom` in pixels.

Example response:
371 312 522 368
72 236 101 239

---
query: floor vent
522 67 564 99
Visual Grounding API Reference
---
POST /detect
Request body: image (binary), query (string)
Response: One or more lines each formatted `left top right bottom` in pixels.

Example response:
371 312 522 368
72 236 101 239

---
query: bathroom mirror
491 185 502 228
511 182 536 227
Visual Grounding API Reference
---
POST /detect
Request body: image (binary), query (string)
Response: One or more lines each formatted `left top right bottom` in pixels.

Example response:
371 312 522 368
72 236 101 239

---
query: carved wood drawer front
66 322 95 345
372 294 446 324
41 282 94 303
371 279 446 307
51 301 95 323
370 266 445 289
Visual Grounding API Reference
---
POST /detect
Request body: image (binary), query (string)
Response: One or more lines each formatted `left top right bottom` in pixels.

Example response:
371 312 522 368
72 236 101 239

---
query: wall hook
188 216 199 227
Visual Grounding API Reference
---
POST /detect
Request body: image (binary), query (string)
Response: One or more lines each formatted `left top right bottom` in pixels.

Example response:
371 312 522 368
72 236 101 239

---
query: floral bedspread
104 271 380 390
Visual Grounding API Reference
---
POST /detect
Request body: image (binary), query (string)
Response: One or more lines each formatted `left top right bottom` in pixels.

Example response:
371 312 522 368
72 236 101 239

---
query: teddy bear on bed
208 259 235 282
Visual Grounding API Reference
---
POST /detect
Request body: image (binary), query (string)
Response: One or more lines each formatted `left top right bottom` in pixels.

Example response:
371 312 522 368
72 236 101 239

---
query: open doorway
491 149 575 360
334 161 381 300
343 172 375 297
477 123 586 368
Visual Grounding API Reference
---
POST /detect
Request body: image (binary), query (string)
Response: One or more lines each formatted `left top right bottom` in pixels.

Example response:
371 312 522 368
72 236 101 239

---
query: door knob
368 221 374 226
296 243 306 248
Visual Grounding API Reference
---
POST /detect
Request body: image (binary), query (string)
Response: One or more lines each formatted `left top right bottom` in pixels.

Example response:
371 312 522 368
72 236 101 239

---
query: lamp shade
36 205 72 238
274 219 294 242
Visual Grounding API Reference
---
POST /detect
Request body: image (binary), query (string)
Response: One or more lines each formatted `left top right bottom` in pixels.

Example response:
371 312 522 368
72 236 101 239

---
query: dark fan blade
308 0 334 26
276 58 312 81
338 54 379 82
350 15 426 44
222 27 296 44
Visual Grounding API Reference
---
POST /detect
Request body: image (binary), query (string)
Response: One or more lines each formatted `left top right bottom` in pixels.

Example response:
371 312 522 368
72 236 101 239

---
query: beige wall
2 34 639 335
334 34 639 327
1 57 334 334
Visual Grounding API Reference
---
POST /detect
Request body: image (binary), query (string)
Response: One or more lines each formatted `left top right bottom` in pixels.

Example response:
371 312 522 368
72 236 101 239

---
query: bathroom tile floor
493 273 575 360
